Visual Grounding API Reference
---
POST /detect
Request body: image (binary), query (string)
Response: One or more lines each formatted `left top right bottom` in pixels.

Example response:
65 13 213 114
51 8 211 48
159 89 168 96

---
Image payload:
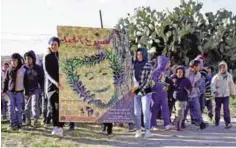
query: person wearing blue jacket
171 66 192 131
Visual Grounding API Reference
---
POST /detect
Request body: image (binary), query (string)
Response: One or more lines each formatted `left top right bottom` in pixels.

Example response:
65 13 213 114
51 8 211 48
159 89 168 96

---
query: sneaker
165 124 174 130
200 122 208 130
33 119 40 128
225 123 232 129
68 126 74 131
17 127 23 132
51 127 59 135
135 130 142 138
144 130 152 138
55 128 63 136
128 123 135 132
7 126 17 131
152 127 159 131
215 121 219 126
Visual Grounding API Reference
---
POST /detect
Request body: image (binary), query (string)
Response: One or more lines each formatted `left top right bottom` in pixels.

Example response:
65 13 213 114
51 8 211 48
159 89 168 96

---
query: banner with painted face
57 26 134 123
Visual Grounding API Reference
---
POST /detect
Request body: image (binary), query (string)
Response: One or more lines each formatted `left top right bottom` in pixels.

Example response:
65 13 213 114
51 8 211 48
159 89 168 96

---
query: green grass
230 98 236 108
1 119 131 147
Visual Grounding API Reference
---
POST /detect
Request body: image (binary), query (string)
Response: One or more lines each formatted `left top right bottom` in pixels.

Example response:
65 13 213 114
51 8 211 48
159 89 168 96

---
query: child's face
25 57 33 65
11 58 18 68
2 64 9 71
137 51 143 62
193 64 200 72
176 69 184 78
25 56 33 66
207 68 212 74
50 41 59 52
220 64 227 74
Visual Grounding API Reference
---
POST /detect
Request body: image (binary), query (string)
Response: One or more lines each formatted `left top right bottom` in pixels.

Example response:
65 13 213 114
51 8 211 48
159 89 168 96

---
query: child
172 66 192 131
183 60 208 130
2 53 28 131
151 55 173 130
211 61 236 128
205 66 214 122
43 37 64 136
1 62 9 120
24 50 44 127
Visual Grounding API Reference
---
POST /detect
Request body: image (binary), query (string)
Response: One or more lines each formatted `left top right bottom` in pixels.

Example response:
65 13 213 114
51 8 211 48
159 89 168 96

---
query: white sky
1 0 235 56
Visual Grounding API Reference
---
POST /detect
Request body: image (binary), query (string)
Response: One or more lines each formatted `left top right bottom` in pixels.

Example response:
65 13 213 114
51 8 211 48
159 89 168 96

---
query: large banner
57 26 134 123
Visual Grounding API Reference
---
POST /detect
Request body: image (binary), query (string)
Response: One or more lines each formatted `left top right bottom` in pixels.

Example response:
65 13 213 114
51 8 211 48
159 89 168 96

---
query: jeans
134 93 152 130
8 92 24 128
183 97 203 125
1 95 8 117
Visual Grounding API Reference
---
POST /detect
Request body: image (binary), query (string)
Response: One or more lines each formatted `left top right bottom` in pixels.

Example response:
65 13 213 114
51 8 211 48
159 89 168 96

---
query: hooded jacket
171 66 192 101
211 61 236 97
3 53 27 93
24 50 44 95
152 55 170 93
133 48 153 95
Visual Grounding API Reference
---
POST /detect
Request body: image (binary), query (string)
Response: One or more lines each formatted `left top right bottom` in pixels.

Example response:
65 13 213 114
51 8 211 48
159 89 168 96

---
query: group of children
1 39 236 138
131 48 236 138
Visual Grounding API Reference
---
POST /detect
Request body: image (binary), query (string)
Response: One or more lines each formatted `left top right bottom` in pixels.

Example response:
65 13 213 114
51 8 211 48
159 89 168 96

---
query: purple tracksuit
151 55 171 127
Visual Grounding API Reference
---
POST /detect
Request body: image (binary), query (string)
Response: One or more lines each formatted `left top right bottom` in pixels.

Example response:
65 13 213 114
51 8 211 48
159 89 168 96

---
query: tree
116 0 236 75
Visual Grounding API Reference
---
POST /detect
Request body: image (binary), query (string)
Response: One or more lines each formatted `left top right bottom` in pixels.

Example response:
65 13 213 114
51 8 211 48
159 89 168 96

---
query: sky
1 0 236 55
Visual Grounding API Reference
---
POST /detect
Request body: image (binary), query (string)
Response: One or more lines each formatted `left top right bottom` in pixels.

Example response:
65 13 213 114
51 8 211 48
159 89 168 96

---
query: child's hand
214 91 219 97
2 93 7 97
232 95 236 99
25 95 29 100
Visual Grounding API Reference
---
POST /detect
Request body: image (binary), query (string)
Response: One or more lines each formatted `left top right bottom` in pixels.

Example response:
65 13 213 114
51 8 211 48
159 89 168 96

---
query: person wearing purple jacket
171 66 192 131
182 60 208 130
151 55 173 130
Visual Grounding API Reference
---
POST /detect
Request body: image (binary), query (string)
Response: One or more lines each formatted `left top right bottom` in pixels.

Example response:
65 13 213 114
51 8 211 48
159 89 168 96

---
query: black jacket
24 65 44 94
43 51 59 95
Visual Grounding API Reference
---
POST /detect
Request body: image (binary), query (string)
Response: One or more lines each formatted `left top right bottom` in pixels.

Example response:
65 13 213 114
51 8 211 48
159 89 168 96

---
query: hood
135 48 148 63
157 55 169 71
24 50 36 64
194 55 204 70
218 61 228 73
